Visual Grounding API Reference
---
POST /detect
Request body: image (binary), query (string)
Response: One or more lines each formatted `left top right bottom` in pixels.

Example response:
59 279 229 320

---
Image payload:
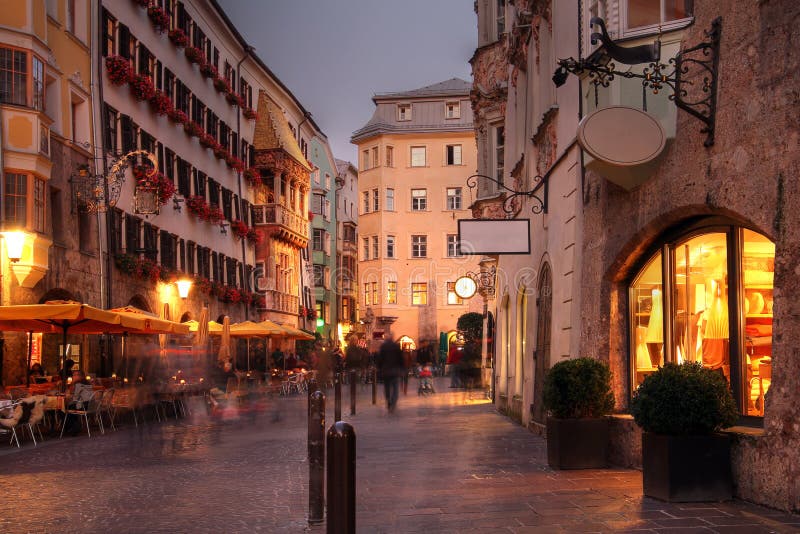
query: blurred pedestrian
378 335 403 413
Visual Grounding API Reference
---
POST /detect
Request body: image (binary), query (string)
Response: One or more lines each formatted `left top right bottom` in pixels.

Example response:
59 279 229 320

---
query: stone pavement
0 377 798 533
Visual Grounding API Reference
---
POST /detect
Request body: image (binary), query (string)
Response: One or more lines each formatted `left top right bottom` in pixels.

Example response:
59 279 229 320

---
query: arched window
531 263 552 424
630 224 774 417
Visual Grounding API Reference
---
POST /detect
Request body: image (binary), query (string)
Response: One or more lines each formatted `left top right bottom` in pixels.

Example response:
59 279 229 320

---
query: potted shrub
543 357 614 469
630 362 737 502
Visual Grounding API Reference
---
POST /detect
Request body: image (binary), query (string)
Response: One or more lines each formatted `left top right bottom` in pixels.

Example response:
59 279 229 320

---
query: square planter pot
642 432 732 502
546 416 609 469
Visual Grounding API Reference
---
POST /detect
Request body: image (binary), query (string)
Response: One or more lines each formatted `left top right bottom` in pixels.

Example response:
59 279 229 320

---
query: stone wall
578 1 800 511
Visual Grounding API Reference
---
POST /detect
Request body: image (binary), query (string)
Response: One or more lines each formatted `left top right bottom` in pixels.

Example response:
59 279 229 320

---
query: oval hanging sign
577 106 666 166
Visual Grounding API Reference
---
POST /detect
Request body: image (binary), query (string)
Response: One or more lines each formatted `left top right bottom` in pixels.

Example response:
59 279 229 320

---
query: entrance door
531 263 552 424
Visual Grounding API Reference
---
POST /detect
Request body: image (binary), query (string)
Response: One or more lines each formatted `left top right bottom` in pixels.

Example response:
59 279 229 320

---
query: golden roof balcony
251 203 309 248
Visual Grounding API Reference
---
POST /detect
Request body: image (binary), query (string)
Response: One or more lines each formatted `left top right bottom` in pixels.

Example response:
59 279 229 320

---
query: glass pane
664 0 691 22
742 229 774 416
674 233 729 384
631 251 663 386
627 0 660 29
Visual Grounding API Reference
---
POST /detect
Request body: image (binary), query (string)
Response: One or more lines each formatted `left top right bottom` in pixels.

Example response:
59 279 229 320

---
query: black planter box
642 432 732 502
546 416 609 469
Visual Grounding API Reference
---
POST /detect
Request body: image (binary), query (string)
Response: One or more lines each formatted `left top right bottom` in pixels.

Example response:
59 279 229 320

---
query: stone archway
39 288 79 304
179 311 193 323
127 294 152 313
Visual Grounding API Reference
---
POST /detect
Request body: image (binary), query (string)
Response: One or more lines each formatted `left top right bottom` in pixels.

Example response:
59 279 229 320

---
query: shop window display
629 226 774 418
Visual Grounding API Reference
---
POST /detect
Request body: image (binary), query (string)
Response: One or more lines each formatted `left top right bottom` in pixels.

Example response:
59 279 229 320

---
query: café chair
60 390 104 438
97 388 116 431
0 401 33 447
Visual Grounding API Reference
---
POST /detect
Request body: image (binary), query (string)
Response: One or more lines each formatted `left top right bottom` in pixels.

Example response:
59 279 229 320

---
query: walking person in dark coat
378 335 403 413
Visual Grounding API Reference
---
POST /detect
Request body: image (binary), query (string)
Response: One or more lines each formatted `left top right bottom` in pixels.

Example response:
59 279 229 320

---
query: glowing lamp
176 278 193 299
3 231 25 263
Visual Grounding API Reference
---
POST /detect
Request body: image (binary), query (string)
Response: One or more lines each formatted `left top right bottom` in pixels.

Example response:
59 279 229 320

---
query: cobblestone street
1 379 798 533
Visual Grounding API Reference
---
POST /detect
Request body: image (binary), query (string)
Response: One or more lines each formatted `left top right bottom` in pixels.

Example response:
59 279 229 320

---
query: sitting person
208 360 237 408
62 370 94 435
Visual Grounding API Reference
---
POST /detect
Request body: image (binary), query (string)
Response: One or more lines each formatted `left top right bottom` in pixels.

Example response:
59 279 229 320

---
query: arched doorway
531 263 552 424
127 294 152 313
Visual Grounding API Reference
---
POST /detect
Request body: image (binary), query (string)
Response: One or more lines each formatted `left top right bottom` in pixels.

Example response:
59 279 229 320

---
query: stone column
273 172 283 206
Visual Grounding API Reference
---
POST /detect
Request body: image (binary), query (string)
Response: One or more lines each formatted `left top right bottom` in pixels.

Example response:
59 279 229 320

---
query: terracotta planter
546 416 609 469
642 432 732 502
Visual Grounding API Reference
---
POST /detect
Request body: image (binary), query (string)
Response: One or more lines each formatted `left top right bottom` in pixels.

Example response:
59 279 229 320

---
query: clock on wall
454 276 478 299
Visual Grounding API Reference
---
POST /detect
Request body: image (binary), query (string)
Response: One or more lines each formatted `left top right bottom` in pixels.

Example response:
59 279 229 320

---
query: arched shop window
630 224 775 418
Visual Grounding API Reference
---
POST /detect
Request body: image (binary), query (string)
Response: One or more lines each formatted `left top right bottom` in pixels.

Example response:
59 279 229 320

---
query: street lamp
2 231 25 263
176 278 193 299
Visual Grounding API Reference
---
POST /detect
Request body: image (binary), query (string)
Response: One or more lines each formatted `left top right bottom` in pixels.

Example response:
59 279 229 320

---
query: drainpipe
236 45 254 320
93 0 110 311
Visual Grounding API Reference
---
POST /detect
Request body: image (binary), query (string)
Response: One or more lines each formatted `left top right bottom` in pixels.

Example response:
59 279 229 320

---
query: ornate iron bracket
553 17 722 146
466 174 547 215
70 150 159 213
464 265 497 300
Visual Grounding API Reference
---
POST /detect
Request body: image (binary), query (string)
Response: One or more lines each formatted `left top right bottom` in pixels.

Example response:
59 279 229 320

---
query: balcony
342 239 358 256
252 203 309 248
259 289 300 316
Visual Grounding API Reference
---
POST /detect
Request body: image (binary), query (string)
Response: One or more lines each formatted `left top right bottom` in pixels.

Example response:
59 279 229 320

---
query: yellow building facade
352 79 482 351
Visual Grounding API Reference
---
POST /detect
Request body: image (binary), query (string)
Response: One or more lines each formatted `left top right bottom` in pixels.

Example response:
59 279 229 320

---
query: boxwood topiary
543 357 614 419
630 362 738 435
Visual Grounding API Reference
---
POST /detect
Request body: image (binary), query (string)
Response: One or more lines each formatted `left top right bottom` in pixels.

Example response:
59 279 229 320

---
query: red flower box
207 207 225 225
183 120 203 138
186 195 210 220
199 132 219 149
157 174 177 205
147 6 170 33
213 77 231 93
200 62 219 79
226 91 244 107
167 108 187 124
243 168 261 186
105 56 132 86
168 28 189 48
149 89 172 116
231 219 249 239
226 154 245 172
246 228 264 245
129 73 156 101
185 46 205 65
242 107 258 120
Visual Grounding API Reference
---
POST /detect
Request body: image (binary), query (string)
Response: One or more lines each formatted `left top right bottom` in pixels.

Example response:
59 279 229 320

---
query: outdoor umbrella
0 301 122 391
218 316 231 364
226 320 287 371
275 324 315 340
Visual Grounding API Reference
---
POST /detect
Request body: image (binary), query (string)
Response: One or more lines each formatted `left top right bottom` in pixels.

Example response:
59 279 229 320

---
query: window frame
411 188 427 211
411 282 428 306
411 234 427 258
410 146 426 167
386 188 395 211
446 187 462 210
445 101 461 119
397 103 412 121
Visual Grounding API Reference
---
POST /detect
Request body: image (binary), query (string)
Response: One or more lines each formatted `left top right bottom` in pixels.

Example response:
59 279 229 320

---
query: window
104 104 118 153
629 224 775 418
325 173 331 190
33 177 46 233
387 281 397 304
447 282 463 305
160 232 177 270
362 149 369 170
363 282 369 306
66 0 76 34
386 188 394 211
494 125 505 184
625 0 692 33
3 173 27 226
411 189 427 211
312 193 324 215
397 103 411 121
372 188 379 212
446 188 462 210
0 47 28 106
371 282 378 305
386 235 395 259
313 264 324 287
362 237 369 260
410 146 426 167
447 234 461 257
102 10 117 56
313 228 324 251
445 101 460 119
371 147 378 168
496 0 506 38
362 191 370 214
372 236 379 260
32 56 44 111
412 283 428 305
385 146 394 167
446 145 462 166
411 235 427 258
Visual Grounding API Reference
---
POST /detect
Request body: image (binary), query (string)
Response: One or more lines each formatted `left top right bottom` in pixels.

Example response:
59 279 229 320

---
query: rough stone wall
579 1 800 511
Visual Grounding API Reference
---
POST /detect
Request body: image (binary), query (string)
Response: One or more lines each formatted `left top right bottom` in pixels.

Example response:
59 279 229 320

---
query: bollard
350 369 356 415
326 421 356 534
334 372 342 422
372 367 377 405
307 378 319 420
308 390 325 525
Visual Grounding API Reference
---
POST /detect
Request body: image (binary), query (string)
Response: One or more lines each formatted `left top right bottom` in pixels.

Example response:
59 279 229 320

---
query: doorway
531 263 552 424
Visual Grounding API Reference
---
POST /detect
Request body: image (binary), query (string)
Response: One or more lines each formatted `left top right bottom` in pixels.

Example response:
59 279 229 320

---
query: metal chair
97 388 116 431
0 401 28 447
60 390 104 438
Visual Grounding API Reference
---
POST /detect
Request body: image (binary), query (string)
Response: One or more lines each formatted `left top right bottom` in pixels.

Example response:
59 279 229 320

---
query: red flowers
200 62 219 79
242 107 258 121
105 56 132 86
246 228 264 245
199 132 219 150
129 74 156 101
147 6 170 33
149 90 172 116
186 195 210 220
185 46 205 65
183 120 204 138
168 28 189 48
213 77 231 93
243 168 262 186
226 91 245 107
231 220 249 239
167 108 188 124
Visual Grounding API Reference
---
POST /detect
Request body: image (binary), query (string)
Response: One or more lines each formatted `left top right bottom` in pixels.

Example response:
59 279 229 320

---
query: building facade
0 0 325 384
473 0 800 511
308 135 337 342
334 158 358 347
352 78 482 351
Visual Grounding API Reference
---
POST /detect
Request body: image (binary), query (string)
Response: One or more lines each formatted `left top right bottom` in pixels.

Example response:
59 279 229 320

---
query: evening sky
217 0 476 166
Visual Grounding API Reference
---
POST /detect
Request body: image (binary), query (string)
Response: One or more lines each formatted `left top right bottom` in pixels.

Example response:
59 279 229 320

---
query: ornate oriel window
630 222 775 418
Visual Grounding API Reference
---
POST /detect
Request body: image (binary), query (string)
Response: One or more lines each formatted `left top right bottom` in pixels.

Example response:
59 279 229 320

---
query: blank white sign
458 219 531 255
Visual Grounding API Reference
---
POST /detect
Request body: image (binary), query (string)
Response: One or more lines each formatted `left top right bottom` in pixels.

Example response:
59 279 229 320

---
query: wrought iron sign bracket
553 17 722 146
466 174 547 215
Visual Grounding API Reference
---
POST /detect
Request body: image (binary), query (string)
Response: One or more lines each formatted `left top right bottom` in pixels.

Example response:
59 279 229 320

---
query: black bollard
326 421 356 534
349 369 356 415
372 367 376 405
307 378 319 419
334 372 342 422
308 390 325 525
